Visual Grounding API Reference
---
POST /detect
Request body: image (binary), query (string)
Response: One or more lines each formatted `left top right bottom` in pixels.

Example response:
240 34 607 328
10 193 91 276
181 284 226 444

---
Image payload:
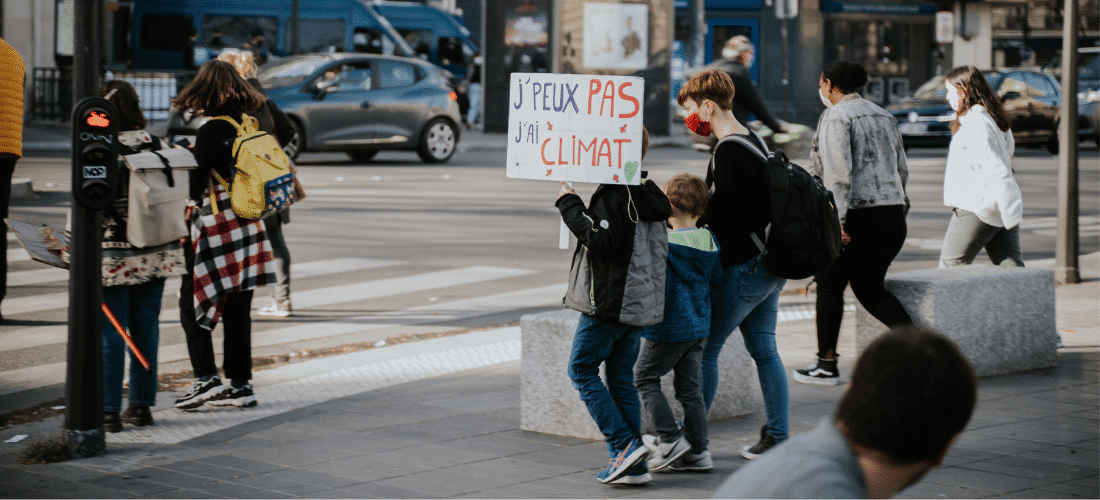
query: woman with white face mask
794 60 913 387
938 65 1023 268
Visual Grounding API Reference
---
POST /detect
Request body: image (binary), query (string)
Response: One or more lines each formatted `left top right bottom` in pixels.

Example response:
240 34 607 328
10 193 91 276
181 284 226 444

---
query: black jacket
556 180 672 326
699 133 771 267
708 58 783 133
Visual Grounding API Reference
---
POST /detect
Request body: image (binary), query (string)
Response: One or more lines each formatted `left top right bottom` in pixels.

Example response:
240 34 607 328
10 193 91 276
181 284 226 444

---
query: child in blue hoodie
635 173 723 473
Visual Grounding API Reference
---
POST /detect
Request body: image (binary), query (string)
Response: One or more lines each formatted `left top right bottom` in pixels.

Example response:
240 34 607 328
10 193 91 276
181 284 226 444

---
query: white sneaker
670 450 713 471
646 436 692 471
257 300 291 317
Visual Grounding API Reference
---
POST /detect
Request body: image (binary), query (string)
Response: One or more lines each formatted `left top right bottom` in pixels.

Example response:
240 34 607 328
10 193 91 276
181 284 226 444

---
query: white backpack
122 148 197 247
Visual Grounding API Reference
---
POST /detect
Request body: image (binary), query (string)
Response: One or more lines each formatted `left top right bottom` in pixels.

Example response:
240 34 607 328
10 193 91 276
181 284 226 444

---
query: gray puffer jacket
809 93 909 224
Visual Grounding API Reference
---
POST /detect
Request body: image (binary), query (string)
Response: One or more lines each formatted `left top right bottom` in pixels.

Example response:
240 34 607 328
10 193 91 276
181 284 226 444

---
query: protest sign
506 73 645 185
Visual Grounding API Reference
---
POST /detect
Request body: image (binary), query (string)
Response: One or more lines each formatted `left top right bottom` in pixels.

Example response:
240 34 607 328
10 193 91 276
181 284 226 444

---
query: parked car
1043 47 1100 146
168 52 462 163
886 69 1063 153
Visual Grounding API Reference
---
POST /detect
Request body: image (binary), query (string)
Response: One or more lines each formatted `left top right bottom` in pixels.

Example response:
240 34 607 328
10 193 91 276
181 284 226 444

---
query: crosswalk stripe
287 266 535 310
7 267 70 286
2 291 69 315
283 257 403 279
8 247 30 262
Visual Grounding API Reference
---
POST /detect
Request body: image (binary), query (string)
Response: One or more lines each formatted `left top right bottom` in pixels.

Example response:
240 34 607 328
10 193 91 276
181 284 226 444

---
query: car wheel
417 118 457 163
284 119 304 161
347 150 378 163
1046 130 1059 155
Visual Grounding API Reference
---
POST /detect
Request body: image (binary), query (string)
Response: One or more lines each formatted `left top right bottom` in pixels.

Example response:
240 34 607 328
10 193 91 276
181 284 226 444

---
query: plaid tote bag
190 178 276 329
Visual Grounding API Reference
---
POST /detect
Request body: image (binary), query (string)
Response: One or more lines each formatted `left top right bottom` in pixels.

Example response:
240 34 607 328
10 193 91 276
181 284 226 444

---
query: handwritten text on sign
506 73 645 185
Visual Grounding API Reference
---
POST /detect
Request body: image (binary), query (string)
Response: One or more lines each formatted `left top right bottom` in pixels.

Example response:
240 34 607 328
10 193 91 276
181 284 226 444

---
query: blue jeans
703 257 788 442
568 313 643 455
102 278 165 412
466 82 483 125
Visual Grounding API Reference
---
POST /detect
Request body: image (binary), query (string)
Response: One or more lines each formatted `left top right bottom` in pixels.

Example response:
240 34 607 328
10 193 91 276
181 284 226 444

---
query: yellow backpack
207 114 295 220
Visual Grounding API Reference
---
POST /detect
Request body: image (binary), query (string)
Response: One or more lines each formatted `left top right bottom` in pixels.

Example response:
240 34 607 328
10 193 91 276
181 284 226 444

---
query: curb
10 177 33 200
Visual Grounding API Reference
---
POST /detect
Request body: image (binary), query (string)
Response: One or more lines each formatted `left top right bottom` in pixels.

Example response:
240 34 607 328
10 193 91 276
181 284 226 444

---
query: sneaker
647 436 692 471
120 405 154 427
257 300 292 317
103 412 122 433
597 439 649 484
208 384 257 407
741 425 777 459
793 358 841 385
174 377 229 410
641 433 658 452
670 450 713 471
610 463 651 484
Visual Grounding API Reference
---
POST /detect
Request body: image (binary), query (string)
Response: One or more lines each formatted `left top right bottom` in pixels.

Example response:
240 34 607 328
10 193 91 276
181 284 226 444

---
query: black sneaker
741 425 777 459
174 376 230 410
103 412 122 433
793 358 841 385
209 384 257 408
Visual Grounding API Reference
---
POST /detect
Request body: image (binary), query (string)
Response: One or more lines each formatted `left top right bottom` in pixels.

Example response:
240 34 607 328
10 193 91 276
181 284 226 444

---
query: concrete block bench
520 309 756 440
856 266 1058 377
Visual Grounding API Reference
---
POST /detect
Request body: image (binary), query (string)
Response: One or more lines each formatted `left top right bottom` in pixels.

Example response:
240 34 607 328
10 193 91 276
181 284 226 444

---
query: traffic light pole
65 98 119 458
1055 0 1080 284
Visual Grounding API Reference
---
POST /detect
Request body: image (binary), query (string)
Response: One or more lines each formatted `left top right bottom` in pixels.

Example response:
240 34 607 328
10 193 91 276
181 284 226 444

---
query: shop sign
821 1 937 16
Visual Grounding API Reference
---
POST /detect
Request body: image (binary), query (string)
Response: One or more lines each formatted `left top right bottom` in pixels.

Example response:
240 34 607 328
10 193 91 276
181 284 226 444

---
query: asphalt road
1 143 1096 414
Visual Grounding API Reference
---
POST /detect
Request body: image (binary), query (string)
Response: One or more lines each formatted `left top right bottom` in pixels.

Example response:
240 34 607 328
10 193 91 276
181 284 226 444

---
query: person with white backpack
97 80 187 431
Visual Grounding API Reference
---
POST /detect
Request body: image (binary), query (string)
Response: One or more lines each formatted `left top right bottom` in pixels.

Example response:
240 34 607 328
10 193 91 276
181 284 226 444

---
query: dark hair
822 60 868 94
836 327 976 463
641 125 650 161
946 65 1011 133
250 28 265 39
663 173 708 217
98 80 146 131
677 68 735 111
172 60 266 116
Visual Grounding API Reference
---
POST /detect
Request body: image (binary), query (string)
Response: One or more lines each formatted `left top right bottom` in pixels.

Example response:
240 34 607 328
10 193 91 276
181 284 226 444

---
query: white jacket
943 105 1023 229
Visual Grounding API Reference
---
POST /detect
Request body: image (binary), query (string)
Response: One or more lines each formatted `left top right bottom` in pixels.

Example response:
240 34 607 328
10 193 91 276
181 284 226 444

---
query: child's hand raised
558 181 576 199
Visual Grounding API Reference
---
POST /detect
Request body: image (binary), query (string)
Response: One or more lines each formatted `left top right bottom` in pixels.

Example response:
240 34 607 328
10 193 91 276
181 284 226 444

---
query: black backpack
709 133 842 280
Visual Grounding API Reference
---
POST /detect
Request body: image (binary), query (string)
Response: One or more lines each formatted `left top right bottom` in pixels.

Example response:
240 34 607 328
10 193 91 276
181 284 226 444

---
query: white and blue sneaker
597 439 649 484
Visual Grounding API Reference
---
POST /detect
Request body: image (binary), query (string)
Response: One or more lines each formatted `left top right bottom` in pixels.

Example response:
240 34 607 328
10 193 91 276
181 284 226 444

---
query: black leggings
179 236 254 382
815 205 912 358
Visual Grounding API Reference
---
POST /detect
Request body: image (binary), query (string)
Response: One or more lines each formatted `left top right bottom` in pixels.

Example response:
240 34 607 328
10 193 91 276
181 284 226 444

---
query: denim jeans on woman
940 207 1024 268
102 278 166 413
703 256 788 442
568 313 644 456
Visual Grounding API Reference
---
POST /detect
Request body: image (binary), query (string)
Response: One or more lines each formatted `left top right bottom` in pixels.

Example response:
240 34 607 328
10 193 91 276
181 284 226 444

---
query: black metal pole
1055 0 1080 284
291 0 300 55
66 0 108 457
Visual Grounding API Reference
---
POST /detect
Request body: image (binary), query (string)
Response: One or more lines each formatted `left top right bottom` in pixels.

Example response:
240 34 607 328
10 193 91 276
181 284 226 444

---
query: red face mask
685 112 712 137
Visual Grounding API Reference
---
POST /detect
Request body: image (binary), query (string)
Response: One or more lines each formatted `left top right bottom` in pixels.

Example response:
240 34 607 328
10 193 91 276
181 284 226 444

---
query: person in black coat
170 60 271 411
707 35 787 135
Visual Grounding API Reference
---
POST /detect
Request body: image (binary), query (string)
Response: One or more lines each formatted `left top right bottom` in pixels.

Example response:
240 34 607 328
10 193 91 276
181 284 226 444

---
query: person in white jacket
939 65 1024 268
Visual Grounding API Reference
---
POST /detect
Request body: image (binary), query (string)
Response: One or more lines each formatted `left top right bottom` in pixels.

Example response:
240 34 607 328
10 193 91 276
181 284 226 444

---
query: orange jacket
0 38 24 157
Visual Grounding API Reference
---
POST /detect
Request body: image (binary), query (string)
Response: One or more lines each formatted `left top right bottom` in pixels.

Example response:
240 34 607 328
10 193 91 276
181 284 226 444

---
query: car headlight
908 111 919 123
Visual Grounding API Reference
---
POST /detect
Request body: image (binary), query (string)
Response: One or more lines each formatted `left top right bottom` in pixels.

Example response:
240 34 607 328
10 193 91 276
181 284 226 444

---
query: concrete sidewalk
0 253 1096 498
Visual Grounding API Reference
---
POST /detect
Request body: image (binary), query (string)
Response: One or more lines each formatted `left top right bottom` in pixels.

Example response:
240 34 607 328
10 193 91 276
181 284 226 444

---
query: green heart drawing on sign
624 161 639 183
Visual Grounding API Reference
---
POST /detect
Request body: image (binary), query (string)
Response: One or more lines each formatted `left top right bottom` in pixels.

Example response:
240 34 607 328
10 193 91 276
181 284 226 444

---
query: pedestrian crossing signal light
85 111 111 128
71 97 119 209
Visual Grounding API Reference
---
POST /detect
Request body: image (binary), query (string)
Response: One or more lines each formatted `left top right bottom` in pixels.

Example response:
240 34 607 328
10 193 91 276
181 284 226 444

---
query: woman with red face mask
676 68 790 460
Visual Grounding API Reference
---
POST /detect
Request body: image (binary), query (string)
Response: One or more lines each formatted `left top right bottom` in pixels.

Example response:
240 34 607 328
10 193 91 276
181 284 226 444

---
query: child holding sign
635 173 722 473
556 127 672 485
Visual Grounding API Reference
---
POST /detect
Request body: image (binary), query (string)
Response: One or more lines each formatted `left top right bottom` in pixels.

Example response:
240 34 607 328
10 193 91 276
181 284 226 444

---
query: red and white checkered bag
190 178 275 329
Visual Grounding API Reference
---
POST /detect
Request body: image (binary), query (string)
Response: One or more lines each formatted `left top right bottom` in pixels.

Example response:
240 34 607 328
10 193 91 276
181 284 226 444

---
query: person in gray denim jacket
795 60 913 386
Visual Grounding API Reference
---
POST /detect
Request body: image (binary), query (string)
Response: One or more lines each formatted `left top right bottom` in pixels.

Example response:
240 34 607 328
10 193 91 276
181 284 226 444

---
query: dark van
371 1 480 79
130 0 454 70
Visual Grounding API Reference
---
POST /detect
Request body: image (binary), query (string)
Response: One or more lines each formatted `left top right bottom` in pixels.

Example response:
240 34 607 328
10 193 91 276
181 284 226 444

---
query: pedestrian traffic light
71 97 119 209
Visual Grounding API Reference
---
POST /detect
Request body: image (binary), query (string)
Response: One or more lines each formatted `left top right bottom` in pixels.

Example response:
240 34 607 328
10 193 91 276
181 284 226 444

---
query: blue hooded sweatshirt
642 227 723 344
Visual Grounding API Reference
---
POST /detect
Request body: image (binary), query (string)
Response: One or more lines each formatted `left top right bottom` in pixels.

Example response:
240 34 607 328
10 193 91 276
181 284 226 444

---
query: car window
998 73 1029 97
378 61 419 88
298 19 345 53
911 75 946 99
1024 72 1057 98
333 66 373 91
258 57 332 87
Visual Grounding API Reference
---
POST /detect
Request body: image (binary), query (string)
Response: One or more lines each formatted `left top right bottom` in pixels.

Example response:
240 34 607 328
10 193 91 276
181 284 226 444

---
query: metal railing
29 68 197 122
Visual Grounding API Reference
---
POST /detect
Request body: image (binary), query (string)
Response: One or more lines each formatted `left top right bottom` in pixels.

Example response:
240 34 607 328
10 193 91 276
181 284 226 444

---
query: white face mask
721 48 738 61
819 87 833 108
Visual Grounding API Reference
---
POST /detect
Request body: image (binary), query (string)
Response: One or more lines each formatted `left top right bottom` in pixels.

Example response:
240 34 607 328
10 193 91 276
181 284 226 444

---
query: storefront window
824 20 911 77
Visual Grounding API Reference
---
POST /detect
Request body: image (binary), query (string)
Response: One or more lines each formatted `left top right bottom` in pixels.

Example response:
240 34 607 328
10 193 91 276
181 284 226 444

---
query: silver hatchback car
258 53 462 163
